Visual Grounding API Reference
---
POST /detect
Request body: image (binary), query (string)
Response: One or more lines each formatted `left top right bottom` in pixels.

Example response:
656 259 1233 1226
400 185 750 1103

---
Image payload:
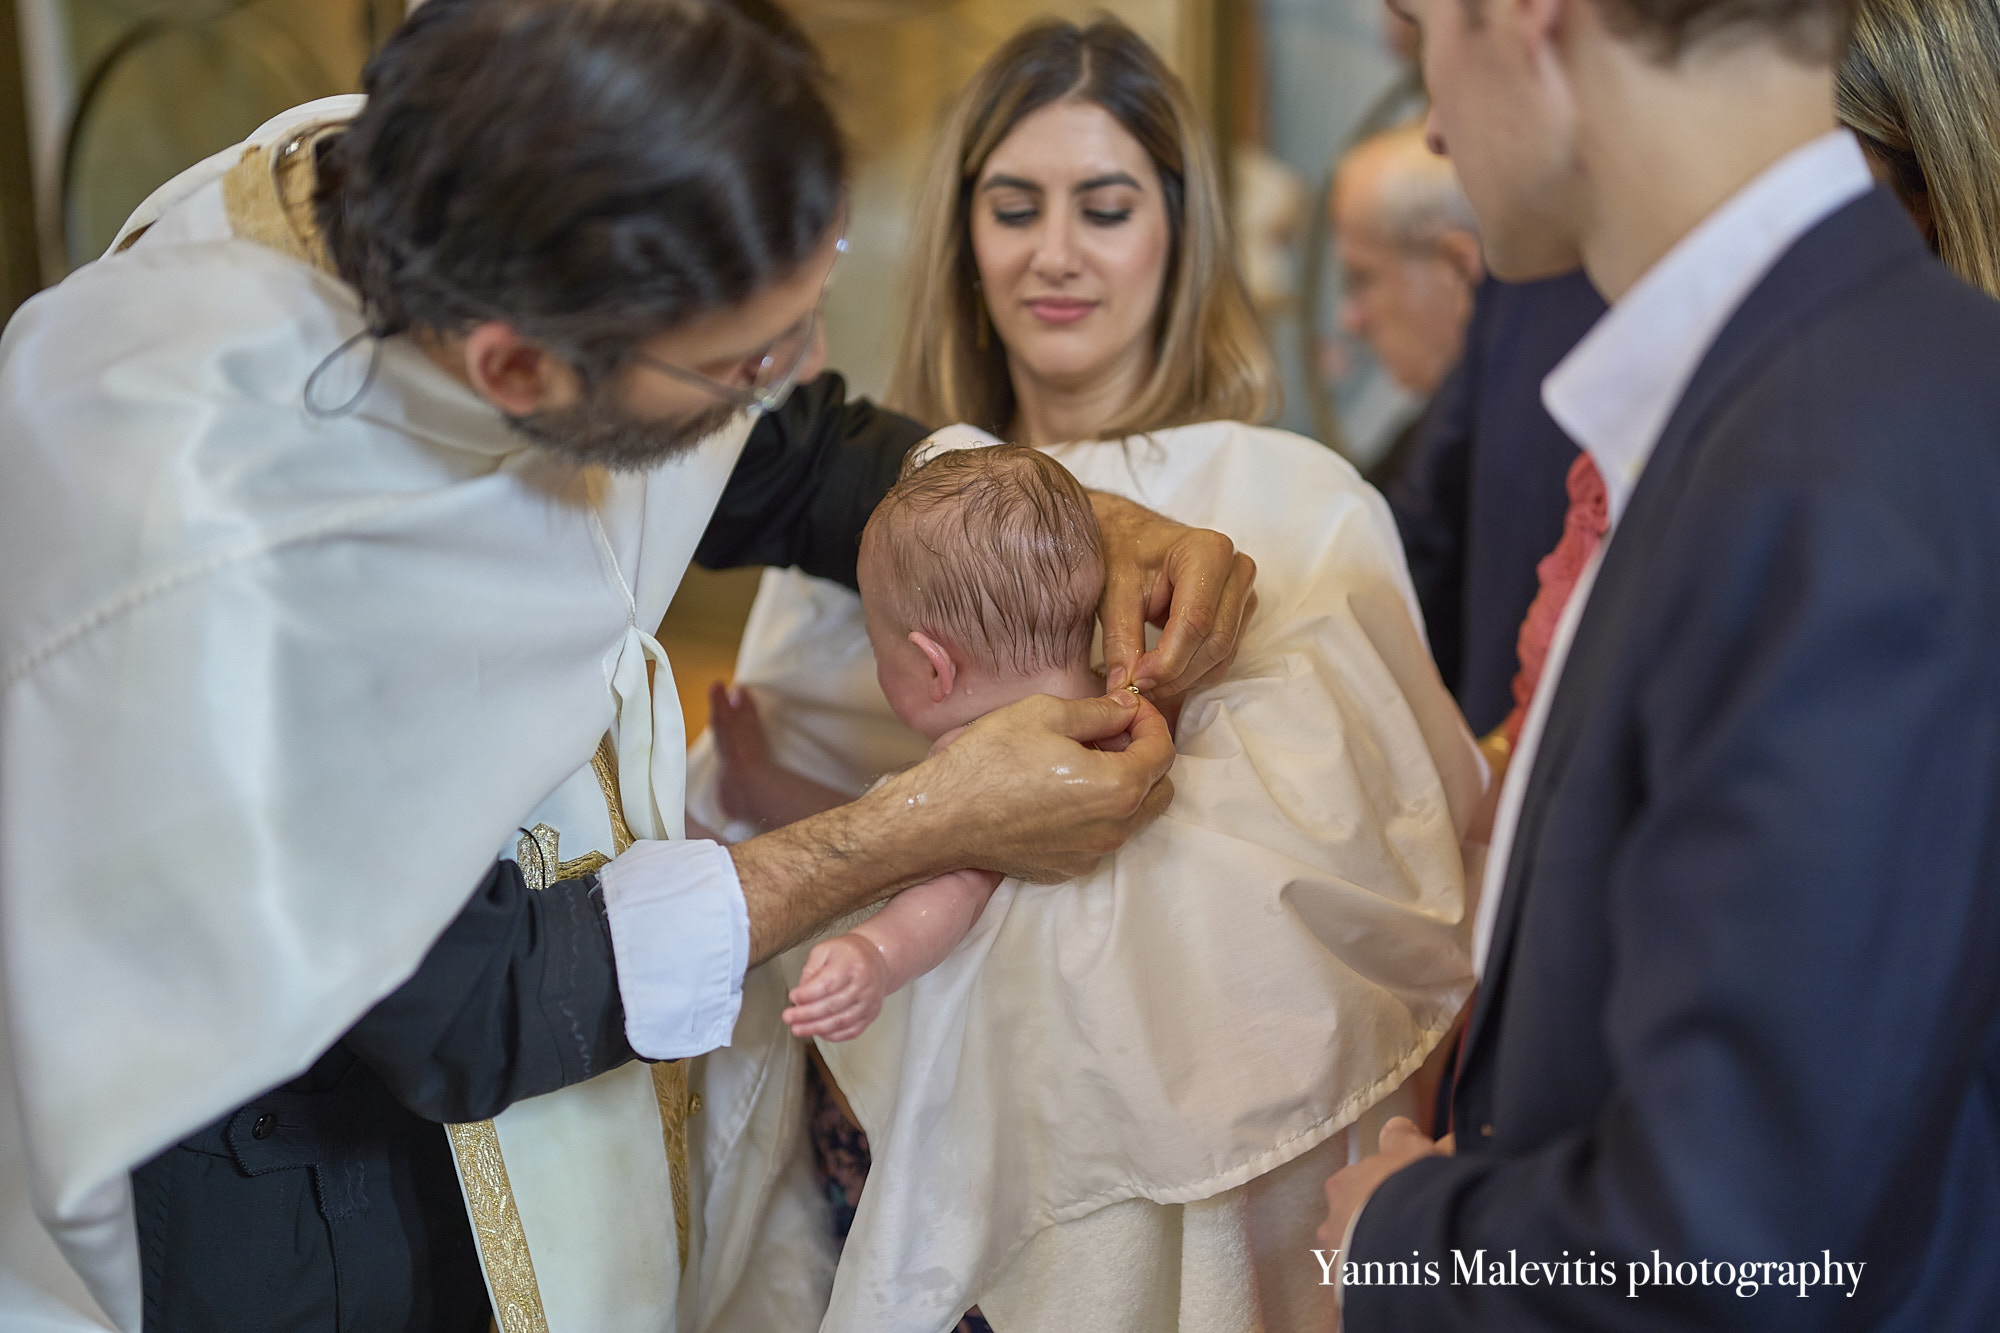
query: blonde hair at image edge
1837 0 2000 298
887 16 1279 441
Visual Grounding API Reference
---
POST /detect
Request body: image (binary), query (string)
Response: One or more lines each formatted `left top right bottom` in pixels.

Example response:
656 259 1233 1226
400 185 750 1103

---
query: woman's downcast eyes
987 204 1138 228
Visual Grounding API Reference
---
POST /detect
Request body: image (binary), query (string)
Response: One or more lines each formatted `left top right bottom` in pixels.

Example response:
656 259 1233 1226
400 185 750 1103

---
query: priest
0 2 1255 1329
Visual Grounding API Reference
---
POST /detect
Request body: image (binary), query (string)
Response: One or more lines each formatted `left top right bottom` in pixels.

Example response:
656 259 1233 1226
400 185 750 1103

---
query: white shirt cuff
597 839 750 1059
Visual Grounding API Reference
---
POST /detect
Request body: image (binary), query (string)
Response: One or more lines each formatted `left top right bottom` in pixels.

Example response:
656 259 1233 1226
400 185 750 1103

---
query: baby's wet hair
863 444 1104 675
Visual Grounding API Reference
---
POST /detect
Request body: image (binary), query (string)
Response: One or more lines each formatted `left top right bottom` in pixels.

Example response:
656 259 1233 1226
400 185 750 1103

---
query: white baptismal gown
685 421 1483 1333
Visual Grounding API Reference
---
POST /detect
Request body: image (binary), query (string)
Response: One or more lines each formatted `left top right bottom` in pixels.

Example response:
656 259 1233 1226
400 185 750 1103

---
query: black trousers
132 1047 489 1333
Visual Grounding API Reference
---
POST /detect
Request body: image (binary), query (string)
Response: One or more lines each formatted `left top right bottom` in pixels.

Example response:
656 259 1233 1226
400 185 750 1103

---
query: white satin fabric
686 421 1482 1333
0 99 744 1327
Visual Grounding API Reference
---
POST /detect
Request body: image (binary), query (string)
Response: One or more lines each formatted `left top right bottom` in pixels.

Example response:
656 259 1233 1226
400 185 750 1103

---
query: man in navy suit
1385 270 1606 734
1322 0 2000 1327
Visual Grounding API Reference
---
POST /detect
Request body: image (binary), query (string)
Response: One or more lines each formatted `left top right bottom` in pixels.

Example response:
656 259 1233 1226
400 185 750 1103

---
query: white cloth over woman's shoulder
0 98 747 1328
686 420 1481 1333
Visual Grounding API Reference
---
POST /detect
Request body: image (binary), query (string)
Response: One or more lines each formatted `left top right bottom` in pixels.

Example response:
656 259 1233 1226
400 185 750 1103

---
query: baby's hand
783 934 891 1042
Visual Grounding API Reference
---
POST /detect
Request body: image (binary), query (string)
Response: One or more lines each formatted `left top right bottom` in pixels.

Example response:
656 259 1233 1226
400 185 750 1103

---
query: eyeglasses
630 236 848 416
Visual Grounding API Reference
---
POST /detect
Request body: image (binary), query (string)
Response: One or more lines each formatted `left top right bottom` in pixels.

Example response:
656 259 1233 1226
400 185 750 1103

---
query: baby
709 442 1106 1040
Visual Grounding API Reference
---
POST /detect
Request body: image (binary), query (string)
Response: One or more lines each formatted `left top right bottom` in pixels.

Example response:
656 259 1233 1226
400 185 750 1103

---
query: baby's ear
908 631 958 703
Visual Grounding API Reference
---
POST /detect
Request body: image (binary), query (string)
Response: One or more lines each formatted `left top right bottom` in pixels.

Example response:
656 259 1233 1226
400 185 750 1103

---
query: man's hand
1318 1117 1453 1259
731 689 1175 962
1091 491 1257 702
894 690 1177 884
783 934 889 1041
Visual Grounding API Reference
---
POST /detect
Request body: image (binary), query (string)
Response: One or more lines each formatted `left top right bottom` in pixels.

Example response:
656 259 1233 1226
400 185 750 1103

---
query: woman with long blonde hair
686 18 1480 1333
887 18 1276 444
1837 0 2000 298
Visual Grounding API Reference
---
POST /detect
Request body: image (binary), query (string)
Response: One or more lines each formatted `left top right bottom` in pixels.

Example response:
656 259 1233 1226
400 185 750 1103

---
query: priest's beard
509 381 739 473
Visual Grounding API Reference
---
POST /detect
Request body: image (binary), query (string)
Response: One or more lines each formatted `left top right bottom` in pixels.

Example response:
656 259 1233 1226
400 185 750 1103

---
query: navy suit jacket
1387 272 1607 734
1348 190 2000 1329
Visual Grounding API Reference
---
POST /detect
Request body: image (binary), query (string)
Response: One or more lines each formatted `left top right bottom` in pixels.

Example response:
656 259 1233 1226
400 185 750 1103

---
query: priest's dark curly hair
313 0 845 383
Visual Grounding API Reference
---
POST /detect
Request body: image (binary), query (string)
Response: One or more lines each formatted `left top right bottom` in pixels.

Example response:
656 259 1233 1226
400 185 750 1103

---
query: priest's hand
1091 491 1257 704
904 689 1176 883
732 690 1174 962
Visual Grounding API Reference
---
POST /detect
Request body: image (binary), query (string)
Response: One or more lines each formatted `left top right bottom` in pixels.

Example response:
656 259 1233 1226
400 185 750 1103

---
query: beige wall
18 0 395 275
18 0 1217 307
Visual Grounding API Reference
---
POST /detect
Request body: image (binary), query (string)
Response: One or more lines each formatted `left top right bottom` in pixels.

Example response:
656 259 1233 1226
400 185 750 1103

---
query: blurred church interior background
0 0 1423 734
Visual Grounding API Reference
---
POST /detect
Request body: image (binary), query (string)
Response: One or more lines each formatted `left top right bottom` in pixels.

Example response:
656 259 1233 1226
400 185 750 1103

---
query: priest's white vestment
0 98 735 1331
685 421 1484 1333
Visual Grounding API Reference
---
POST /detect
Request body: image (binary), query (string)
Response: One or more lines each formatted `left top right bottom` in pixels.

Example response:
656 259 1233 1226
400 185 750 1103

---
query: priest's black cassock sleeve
695 371 929 589
131 376 929 1331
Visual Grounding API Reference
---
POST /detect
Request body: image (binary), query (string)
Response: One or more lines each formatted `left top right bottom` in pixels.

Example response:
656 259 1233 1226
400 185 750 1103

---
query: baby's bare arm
783 867 1003 1039
851 867 1003 995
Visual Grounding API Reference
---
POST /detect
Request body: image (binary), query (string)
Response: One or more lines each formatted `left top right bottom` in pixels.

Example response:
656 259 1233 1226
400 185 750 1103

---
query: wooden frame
0 0 43 321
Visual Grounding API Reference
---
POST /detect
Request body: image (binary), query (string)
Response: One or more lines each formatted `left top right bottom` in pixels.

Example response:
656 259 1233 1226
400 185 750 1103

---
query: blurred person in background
1330 124 1485 490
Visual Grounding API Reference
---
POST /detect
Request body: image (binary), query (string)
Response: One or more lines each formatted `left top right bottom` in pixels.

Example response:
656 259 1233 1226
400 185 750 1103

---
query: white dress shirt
1470 130 1873 975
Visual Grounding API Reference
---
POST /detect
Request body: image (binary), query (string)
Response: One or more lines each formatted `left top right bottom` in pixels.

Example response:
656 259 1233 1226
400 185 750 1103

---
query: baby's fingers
783 996 860 1034
815 1017 872 1042
787 1012 852 1040
792 947 841 994
783 989 859 1026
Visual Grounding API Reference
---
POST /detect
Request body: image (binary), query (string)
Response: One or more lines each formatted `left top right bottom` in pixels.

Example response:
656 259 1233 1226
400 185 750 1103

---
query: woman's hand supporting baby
709 681 852 831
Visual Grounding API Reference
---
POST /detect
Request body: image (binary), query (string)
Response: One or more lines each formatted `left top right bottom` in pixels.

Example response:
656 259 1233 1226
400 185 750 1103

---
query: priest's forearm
731 765 961 964
732 691 1178 966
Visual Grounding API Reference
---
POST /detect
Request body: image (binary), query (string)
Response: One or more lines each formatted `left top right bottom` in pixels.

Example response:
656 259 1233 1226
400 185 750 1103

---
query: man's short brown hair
1584 0 1858 61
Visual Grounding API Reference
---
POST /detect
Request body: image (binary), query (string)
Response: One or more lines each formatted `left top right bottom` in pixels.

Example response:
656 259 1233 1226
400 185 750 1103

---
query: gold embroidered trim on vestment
219 128 337 274
591 731 697 1268
516 825 561 893
444 1120 551 1333
653 1060 696 1270
452 826 554 1322
589 734 636 854
517 822 612 889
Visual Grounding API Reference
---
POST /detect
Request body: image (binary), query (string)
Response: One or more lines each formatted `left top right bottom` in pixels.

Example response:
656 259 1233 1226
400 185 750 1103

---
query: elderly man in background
1330 124 1485 487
